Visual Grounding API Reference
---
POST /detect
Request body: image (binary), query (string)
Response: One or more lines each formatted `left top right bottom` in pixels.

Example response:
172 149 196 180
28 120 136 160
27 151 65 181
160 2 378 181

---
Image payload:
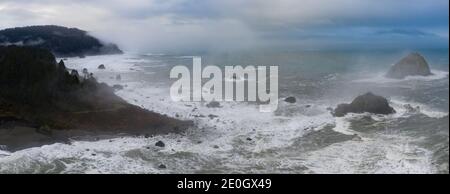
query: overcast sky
0 0 448 53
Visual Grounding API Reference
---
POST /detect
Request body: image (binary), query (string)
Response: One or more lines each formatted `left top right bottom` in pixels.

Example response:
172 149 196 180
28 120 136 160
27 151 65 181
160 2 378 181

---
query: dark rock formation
98 64 105 69
284 96 296 103
386 53 432 79
158 164 167 169
0 46 191 150
112 84 124 90
0 25 123 57
333 92 395 117
155 141 165 147
208 114 218 119
206 101 221 108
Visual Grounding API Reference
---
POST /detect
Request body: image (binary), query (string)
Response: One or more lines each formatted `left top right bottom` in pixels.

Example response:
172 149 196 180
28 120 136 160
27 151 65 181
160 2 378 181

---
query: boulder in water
386 53 432 79
98 64 106 69
112 84 124 90
284 96 296 103
208 114 218 119
206 101 221 108
158 164 167 169
155 140 165 147
333 92 395 117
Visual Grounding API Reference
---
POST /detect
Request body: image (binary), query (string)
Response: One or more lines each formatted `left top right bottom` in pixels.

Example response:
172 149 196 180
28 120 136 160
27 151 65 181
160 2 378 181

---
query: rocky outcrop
284 97 296 103
333 92 395 117
386 53 432 79
155 141 165 147
98 64 106 69
206 101 221 108
112 84 124 90
0 46 191 150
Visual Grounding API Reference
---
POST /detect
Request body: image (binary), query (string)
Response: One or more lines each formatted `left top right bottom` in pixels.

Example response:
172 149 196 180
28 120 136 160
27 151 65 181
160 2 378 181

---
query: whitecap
353 69 449 84
390 98 448 118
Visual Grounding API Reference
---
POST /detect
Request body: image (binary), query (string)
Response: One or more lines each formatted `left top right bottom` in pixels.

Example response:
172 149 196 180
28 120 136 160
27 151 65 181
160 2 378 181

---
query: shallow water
0 50 448 174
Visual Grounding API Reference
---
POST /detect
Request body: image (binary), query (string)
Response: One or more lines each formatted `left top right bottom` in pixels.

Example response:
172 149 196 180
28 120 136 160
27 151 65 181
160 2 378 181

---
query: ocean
0 49 448 173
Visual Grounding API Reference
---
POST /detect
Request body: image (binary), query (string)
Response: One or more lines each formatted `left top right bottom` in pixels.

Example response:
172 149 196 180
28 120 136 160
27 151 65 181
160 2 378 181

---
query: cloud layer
0 0 448 52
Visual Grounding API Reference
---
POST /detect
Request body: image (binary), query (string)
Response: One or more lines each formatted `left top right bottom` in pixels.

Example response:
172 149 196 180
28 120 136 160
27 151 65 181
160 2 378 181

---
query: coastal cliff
0 46 191 151
0 25 122 57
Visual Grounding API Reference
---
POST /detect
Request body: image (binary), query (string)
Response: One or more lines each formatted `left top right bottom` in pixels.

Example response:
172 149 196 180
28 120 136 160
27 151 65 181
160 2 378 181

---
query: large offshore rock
333 92 395 117
386 53 432 79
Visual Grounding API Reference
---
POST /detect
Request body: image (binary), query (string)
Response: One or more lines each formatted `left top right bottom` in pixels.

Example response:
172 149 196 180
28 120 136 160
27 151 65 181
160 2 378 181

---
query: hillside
0 46 190 148
0 25 123 57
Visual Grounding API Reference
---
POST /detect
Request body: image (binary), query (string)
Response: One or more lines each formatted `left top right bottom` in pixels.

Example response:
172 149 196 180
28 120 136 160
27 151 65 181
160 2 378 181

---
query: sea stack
333 92 395 117
98 64 106 69
385 52 432 79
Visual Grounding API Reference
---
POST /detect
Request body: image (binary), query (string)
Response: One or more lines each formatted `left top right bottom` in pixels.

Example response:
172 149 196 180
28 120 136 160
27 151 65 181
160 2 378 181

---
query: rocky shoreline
0 46 192 152
0 46 436 153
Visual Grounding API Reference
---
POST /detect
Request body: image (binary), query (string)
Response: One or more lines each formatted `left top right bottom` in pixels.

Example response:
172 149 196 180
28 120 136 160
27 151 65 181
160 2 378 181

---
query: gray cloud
375 29 438 37
0 0 448 52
